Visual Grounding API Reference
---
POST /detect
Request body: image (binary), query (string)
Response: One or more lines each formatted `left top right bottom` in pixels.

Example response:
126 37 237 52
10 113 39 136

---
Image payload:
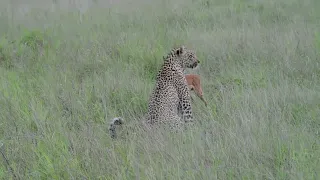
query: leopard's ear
176 45 185 56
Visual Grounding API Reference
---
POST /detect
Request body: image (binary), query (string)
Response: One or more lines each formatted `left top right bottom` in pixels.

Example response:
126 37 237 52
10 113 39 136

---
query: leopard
109 45 200 139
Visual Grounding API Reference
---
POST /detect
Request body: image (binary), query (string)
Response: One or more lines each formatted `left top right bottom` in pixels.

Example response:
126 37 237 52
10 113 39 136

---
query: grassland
0 0 319 179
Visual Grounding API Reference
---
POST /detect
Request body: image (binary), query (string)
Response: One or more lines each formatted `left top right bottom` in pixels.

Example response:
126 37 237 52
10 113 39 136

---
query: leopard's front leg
174 72 194 123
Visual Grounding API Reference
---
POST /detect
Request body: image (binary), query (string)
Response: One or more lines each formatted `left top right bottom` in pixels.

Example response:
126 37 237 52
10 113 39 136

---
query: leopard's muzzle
190 60 200 68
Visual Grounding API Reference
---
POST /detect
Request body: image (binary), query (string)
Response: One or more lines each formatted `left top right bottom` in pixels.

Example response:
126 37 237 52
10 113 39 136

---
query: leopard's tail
109 117 124 139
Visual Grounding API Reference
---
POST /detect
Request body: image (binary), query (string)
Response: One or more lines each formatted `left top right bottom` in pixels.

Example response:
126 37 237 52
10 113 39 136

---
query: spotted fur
109 46 200 138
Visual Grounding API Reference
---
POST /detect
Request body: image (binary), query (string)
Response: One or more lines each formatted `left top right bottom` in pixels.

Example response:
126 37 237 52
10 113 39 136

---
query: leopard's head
174 46 200 69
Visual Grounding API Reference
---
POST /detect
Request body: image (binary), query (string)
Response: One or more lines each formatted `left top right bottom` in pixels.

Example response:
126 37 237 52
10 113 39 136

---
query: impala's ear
176 46 185 56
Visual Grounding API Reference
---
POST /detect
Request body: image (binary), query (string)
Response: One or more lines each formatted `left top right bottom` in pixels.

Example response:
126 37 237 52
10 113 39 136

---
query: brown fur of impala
185 74 207 107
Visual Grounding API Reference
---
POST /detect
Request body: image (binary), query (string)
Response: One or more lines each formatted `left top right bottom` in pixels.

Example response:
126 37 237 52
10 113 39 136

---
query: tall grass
0 0 319 179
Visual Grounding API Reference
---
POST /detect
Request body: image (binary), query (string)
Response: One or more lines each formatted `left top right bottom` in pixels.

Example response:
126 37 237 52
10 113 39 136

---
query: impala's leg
193 77 208 107
188 85 195 102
